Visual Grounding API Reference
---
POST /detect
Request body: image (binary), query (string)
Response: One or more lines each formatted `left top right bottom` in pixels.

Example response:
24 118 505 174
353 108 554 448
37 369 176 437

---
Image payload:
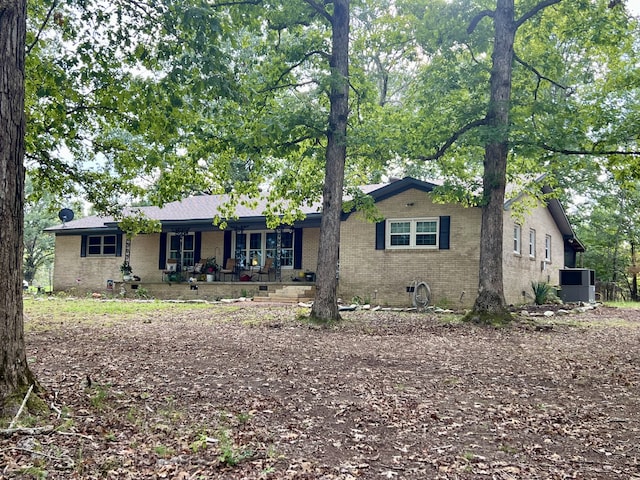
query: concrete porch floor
113 280 316 303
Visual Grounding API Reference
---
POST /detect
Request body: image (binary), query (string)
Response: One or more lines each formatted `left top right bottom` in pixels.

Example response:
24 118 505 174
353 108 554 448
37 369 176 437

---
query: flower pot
123 274 132 282
206 274 215 282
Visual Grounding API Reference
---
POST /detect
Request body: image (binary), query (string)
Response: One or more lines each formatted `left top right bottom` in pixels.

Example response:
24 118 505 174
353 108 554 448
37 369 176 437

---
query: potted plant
203 257 219 282
120 261 133 281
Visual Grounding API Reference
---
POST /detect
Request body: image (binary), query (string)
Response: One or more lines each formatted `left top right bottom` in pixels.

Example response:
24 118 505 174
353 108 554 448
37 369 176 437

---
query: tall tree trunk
611 222 621 293
630 241 637 301
471 0 515 318
310 0 349 322
0 0 38 414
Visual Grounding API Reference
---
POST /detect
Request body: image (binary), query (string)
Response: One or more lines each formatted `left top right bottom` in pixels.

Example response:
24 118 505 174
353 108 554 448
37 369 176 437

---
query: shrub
531 281 552 305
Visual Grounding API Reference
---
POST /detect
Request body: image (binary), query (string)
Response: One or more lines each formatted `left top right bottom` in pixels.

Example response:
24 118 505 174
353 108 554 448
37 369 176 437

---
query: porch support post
275 228 282 282
124 237 131 265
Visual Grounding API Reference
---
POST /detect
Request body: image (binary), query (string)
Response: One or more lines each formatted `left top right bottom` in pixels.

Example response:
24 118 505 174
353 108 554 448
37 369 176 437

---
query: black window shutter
375 221 386 250
223 230 232 264
294 228 303 269
439 216 450 250
116 234 123 257
80 235 88 257
194 232 202 263
158 232 167 269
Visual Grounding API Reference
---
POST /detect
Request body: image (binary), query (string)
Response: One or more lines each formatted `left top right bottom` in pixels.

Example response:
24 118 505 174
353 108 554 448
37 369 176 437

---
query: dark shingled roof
45 192 324 233
44 177 582 251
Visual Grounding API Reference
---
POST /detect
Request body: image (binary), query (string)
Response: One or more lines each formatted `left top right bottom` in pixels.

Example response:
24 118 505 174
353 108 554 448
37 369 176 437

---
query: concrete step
253 284 315 303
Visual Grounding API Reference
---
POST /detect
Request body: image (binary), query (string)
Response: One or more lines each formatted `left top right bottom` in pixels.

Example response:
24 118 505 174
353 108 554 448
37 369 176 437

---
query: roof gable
366 177 440 202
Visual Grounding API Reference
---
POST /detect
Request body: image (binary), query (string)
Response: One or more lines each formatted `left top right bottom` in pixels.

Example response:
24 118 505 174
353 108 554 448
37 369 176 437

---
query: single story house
45 177 584 307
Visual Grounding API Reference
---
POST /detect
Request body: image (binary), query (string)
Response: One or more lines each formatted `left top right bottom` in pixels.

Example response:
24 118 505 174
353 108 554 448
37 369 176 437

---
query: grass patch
605 301 640 309
23 297 230 331
569 317 640 328
242 312 275 326
154 444 174 457
25 297 213 316
462 310 514 327
18 466 47 479
438 314 465 325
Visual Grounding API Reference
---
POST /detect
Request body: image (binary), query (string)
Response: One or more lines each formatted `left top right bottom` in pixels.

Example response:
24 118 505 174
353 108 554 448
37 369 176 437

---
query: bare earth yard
2 301 640 479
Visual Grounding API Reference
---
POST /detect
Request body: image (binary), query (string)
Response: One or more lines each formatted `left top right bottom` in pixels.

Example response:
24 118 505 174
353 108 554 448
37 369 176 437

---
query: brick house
45 177 584 307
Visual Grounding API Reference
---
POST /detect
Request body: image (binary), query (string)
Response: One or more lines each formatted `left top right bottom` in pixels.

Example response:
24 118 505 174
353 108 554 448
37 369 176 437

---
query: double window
235 231 294 268
87 235 117 256
387 218 439 249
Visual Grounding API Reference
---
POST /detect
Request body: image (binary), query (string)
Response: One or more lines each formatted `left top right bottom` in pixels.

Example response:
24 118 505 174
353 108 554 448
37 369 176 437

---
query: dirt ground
2 303 640 479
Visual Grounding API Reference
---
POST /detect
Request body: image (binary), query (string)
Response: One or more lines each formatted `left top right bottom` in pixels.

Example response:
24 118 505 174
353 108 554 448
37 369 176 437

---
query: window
529 229 536 258
416 220 438 246
236 230 294 268
235 233 247 267
168 233 195 268
513 224 521 254
544 235 552 262
266 231 293 267
249 232 262 266
387 218 439 249
87 235 117 256
389 221 411 246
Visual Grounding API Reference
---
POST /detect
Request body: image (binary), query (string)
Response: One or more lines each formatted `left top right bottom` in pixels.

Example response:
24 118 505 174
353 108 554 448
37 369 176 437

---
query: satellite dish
58 208 74 223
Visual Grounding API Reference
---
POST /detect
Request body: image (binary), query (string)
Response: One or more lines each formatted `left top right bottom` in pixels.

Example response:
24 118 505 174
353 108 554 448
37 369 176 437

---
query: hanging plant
120 261 133 275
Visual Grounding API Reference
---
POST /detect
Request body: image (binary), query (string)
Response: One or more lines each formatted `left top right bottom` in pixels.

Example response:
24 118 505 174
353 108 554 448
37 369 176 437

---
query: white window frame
235 230 294 269
529 229 536 258
544 234 552 262
513 224 521 254
87 234 117 256
386 218 439 249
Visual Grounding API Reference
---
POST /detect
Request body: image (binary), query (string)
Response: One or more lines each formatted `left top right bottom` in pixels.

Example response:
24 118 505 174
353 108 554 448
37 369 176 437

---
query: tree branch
280 134 322 149
303 0 333 24
0 426 54 437
260 50 329 93
514 53 570 92
463 43 493 77
8 385 33 430
467 10 494 34
259 79 319 94
114 0 164 25
209 0 262 7
515 0 563 29
541 143 640 156
26 0 59 56
418 118 488 161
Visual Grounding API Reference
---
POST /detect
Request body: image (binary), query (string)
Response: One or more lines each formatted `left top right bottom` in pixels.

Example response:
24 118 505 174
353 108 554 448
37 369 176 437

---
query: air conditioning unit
559 269 595 303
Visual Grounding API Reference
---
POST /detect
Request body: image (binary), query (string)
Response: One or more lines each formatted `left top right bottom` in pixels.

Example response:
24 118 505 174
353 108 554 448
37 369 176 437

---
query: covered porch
112 278 316 303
